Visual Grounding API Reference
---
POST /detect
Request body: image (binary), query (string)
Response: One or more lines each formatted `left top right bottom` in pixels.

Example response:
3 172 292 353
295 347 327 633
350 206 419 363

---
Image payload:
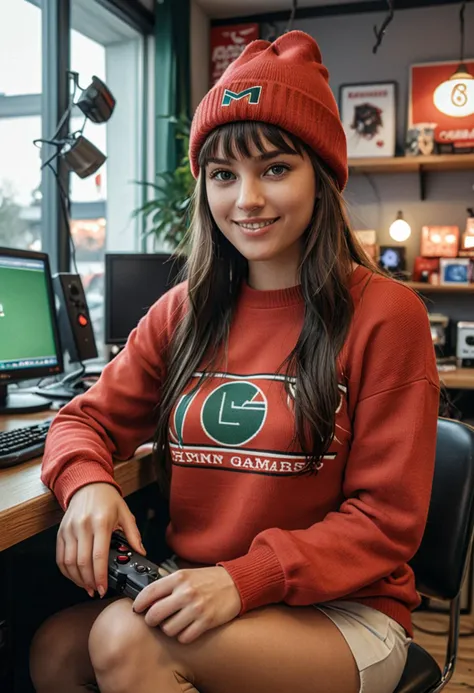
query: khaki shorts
315 600 411 693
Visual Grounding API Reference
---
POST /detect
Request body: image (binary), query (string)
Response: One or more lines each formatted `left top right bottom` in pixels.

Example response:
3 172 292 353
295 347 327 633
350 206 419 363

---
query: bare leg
29 596 122 693
88 598 360 693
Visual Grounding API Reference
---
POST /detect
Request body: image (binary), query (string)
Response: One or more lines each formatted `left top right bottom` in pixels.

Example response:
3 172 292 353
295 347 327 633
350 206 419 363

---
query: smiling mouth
234 218 279 230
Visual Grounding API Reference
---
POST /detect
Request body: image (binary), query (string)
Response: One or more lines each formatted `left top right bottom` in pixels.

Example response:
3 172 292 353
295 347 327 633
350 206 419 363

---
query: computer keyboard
0 419 53 469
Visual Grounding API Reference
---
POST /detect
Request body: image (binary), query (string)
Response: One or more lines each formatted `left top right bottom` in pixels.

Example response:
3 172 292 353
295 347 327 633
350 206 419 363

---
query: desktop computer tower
53 273 98 363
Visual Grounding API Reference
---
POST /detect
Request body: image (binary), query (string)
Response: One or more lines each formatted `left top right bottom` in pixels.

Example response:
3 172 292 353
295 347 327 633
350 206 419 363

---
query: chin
236 247 280 263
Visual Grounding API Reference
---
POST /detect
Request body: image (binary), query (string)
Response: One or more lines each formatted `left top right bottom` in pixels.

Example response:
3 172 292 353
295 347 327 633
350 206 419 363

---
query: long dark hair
152 121 387 494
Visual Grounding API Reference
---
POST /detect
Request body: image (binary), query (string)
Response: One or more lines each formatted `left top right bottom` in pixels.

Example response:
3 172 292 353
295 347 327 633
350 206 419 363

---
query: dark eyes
210 169 234 182
209 164 290 182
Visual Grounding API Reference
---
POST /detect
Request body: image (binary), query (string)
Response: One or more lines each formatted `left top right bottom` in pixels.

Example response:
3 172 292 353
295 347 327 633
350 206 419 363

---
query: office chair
394 417 474 693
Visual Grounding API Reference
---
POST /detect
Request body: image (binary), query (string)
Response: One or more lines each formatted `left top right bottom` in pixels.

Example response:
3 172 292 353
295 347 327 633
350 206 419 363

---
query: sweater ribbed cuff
218 546 286 614
49 463 122 510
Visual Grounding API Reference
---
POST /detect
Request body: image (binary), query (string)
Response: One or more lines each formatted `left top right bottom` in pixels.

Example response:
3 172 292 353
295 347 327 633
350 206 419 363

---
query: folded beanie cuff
190 78 348 190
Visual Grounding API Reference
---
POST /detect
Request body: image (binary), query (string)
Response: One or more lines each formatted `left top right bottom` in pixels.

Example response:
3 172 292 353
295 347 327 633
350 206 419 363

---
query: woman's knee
89 598 166 676
89 599 194 692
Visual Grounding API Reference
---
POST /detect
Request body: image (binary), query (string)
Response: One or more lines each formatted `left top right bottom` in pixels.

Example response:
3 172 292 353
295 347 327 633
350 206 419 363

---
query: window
70 0 145 354
0 0 148 356
0 0 42 250
0 0 42 96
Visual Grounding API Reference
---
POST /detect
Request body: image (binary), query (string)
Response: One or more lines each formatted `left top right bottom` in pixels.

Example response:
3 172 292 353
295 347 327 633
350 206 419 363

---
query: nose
236 176 265 213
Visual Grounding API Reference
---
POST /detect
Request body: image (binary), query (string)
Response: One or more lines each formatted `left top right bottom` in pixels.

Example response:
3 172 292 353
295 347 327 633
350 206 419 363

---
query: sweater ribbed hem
218 546 286 614
47 463 122 510
218 546 415 637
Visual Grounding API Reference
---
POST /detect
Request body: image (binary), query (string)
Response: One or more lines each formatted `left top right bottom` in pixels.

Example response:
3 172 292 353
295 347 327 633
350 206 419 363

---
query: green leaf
132 114 195 250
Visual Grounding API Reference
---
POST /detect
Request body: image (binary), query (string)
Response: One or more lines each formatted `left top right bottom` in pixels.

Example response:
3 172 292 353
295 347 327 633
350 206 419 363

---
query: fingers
57 532 87 592
92 524 113 597
75 529 96 597
119 507 146 556
56 515 113 598
155 604 195 639
55 492 143 600
141 591 182 627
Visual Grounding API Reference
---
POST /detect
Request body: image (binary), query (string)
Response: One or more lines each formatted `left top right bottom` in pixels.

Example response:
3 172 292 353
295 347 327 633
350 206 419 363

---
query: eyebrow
206 149 298 166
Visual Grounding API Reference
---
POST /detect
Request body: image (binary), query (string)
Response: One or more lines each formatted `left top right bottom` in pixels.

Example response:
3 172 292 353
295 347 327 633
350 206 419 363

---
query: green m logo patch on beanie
222 86 262 107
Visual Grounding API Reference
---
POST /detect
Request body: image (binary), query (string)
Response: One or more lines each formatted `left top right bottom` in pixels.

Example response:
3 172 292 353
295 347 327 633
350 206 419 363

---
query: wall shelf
406 282 474 293
348 153 474 200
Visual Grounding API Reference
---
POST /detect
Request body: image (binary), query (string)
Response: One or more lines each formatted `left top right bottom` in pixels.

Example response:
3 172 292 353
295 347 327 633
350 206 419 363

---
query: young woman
30 30 440 693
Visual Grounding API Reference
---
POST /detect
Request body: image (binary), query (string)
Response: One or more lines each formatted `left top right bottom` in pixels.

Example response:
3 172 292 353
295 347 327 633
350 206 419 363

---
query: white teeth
238 219 276 230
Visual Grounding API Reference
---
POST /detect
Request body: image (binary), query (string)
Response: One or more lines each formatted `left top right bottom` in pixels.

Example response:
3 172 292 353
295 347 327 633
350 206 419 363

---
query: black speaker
53 273 98 363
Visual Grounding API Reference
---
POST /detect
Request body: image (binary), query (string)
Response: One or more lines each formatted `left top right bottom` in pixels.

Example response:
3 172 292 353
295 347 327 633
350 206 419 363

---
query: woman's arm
41 283 188 510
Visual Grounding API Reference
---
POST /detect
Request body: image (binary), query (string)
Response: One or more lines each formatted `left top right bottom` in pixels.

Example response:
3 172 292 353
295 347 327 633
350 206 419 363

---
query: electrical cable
460 1 466 64
373 0 394 54
286 0 298 33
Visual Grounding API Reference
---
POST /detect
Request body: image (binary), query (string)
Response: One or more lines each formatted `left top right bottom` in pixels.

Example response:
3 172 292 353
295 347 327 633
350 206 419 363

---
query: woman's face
204 133 317 290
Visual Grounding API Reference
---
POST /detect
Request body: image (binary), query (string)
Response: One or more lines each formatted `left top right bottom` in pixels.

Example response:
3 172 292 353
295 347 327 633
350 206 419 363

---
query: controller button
134 565 148 574
117 545 129 553
116 555 130 564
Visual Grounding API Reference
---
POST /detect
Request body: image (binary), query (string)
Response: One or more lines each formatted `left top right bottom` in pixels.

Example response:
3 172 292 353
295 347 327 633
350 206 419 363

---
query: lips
234 218 280 237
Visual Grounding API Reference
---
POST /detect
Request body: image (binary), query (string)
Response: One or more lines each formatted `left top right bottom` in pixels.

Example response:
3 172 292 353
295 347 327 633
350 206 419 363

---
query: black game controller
108 532 177 599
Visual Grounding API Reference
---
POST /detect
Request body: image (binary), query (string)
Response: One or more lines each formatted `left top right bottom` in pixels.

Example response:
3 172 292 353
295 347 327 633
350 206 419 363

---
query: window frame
2 0 151 271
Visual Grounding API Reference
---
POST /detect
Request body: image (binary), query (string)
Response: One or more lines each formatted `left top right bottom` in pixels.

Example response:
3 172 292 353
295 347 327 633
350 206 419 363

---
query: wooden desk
439 368 474 390
0 412 157 553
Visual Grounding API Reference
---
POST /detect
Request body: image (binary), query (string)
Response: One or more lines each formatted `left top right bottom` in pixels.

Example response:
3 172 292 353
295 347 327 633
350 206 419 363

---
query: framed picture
408 60 474 154
439 258 471 285
379 245 406 273
339 81 397 158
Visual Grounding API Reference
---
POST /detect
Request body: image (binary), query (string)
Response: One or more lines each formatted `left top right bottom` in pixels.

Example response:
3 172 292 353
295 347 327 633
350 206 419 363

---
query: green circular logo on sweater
202 381 267 446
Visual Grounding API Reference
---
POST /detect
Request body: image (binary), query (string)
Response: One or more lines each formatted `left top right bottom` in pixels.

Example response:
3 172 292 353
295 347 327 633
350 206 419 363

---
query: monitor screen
0 247 63 383
105 253 186 345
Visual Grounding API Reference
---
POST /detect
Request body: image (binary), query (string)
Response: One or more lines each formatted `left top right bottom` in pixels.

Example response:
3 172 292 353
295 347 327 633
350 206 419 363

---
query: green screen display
0 259 59 371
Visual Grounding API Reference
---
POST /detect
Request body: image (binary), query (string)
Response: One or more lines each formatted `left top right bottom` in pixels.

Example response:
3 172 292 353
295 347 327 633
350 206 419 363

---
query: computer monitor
105 253 186 346
0 247 63 413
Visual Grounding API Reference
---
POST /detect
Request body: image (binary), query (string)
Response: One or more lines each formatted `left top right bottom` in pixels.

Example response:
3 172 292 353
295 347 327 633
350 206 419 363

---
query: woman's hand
56 482 146 598
132 566 242 644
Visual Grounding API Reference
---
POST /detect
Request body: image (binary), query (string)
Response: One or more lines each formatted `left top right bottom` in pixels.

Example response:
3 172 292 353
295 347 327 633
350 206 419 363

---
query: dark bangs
198 121 306 169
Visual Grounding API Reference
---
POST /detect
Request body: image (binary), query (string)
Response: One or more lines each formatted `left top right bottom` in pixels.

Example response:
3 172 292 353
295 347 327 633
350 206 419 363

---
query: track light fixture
34 71 115 179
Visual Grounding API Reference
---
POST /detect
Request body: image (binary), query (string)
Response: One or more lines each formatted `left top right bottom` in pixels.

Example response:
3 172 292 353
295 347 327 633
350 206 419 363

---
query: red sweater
41 266 440 637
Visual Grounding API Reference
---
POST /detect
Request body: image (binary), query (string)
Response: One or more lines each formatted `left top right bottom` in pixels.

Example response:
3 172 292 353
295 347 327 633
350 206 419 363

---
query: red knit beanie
189 30 348 190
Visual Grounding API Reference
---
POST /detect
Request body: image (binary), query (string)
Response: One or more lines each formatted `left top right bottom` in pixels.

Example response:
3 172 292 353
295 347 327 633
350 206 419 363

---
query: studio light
32 71 116 276
62 135 107 179
34 71 115 180
389 211 412 242
433 2 474 118
76 75 116 124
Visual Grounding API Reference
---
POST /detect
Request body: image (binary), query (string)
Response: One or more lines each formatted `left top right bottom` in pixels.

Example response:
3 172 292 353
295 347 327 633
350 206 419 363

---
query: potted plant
134 114 195 251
